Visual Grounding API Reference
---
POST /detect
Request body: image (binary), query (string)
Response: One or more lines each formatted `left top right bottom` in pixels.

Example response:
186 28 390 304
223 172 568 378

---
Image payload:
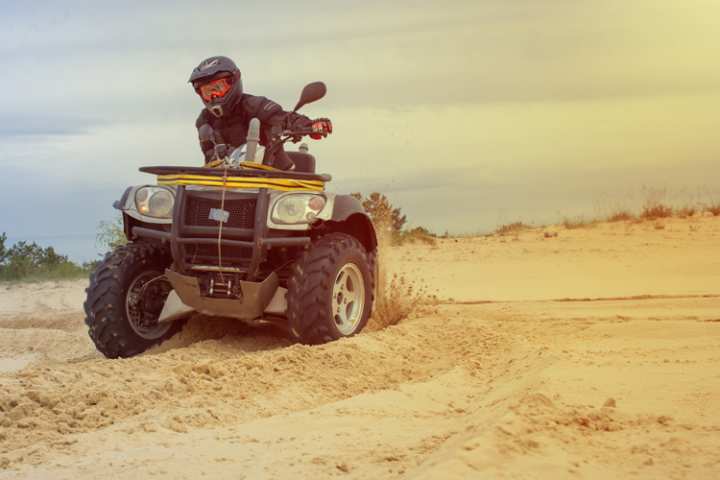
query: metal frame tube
246 188 269 280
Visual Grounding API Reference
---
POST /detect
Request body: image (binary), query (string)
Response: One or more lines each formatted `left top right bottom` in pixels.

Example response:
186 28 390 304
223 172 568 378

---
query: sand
0 215 718 479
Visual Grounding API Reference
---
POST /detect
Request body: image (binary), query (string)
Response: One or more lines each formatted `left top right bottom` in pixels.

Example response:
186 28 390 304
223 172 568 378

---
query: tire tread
84 242 185 358
286 233 375 344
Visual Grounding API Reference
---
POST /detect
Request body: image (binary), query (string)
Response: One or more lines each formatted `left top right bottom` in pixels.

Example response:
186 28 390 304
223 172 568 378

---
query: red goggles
195 77 233 102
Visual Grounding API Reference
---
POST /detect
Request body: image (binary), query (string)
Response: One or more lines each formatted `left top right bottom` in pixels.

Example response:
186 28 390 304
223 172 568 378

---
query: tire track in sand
0 310 507 467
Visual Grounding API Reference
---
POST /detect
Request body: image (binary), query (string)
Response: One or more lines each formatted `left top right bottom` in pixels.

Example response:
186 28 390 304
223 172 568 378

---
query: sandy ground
0 215 719 479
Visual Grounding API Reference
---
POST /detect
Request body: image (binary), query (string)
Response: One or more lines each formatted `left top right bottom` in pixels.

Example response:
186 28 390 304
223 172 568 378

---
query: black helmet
188 56 243 118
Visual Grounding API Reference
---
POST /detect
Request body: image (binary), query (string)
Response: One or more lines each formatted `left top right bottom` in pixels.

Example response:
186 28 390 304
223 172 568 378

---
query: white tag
209 208 229 223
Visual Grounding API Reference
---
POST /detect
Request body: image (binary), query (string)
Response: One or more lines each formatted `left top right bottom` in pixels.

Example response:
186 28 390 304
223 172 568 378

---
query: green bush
351 192 439 245
350 192 407 236
97 215 127 252
0 232 89 282
397 226 437 246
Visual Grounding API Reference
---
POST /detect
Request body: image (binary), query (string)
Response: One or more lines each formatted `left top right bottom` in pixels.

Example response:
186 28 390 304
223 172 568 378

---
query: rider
189 55 332 170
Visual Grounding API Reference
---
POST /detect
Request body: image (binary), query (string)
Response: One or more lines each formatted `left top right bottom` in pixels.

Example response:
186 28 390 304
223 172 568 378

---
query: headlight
270 193 326 225
135 187 174 219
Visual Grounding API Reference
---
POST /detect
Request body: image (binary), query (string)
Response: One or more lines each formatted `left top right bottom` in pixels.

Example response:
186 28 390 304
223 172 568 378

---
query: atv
84 82 378 358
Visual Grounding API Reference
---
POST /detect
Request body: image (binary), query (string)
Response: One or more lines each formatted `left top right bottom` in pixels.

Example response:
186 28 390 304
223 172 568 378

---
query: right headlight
135 186 175 219
270 193 327 225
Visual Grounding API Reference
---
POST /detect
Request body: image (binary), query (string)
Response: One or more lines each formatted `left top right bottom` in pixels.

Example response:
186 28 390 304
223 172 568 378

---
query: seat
287 151 316 173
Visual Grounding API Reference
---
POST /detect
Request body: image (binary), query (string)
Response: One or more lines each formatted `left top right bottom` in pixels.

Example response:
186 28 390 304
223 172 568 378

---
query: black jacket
195 93 311 165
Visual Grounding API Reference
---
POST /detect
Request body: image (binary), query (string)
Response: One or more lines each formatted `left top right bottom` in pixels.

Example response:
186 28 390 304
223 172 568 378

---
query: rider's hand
310 118 332 139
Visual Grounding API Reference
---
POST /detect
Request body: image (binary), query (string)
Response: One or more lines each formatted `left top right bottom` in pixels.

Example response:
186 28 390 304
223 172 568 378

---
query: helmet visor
196 77 233 102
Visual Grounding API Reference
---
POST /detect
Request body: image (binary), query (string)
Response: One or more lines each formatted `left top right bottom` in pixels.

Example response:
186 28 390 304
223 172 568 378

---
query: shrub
675 206 696 218
638 187 673 220
397 226 437 246
495 222 529 236
640 203 673 220
350 192 407 235
0 233 7 265
705 203 720 216
562 217 594 229
0 233 88 282
97 215 127 252
351 192 438 246
607 210 635 222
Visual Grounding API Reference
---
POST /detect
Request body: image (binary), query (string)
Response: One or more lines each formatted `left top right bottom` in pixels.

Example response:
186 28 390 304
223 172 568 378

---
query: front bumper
131 186 310 280
164 269 278 321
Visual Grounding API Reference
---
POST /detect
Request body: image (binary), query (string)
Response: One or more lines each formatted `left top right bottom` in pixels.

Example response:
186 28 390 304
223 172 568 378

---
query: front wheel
287 233 375 344
84 242 186 358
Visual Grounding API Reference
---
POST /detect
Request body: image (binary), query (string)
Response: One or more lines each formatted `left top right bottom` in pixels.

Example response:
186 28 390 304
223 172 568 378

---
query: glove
205 158 225 168
309 118 332 139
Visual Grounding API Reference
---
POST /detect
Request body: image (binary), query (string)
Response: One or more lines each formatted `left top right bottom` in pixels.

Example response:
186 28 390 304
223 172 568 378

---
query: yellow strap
170 162 323 192
157 174 324 192
158 173 323 188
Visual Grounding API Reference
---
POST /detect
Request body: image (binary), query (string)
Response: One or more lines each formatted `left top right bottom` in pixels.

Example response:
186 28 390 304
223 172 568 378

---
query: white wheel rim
332 262 366 336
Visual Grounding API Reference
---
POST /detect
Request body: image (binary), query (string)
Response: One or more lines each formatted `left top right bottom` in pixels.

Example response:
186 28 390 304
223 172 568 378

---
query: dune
0 216 718 479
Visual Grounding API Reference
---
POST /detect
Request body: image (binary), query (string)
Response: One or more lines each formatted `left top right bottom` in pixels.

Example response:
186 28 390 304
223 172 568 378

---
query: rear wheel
84 242 186 358
287 233 374 344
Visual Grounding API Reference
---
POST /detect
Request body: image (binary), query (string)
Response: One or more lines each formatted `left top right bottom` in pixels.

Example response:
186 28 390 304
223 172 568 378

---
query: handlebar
282 127 315 137
270 127 318 147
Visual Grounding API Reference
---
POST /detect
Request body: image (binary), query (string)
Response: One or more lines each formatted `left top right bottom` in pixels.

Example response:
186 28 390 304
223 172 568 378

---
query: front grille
184 196 257 229
186 244 253 265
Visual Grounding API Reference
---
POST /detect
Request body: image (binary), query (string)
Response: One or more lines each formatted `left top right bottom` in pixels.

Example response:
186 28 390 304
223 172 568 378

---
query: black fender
112 187 133 241
113 187 133 212
323 195 377 252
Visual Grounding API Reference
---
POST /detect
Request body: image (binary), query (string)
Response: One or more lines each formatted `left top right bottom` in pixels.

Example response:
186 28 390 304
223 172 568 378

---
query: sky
1 0 719 259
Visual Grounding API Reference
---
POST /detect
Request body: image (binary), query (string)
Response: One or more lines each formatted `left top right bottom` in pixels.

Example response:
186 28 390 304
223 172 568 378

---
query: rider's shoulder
241 93 280 114
195 108 212 127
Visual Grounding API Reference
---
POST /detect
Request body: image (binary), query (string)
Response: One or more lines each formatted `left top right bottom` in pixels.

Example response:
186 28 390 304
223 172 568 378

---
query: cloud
0 114 104 137
336 156 720 234
4 0 720 118
1 0 720 239
0 165 121 237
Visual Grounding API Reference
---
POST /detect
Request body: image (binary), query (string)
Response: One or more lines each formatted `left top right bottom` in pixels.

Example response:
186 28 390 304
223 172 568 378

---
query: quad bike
84 82 378 358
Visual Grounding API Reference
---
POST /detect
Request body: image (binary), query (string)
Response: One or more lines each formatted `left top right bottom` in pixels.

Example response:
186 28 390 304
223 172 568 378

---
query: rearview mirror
293 81 326 112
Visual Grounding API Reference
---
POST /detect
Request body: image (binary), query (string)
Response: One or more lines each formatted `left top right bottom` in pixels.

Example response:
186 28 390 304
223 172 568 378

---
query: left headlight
135 186 175 219
270 193 327 225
